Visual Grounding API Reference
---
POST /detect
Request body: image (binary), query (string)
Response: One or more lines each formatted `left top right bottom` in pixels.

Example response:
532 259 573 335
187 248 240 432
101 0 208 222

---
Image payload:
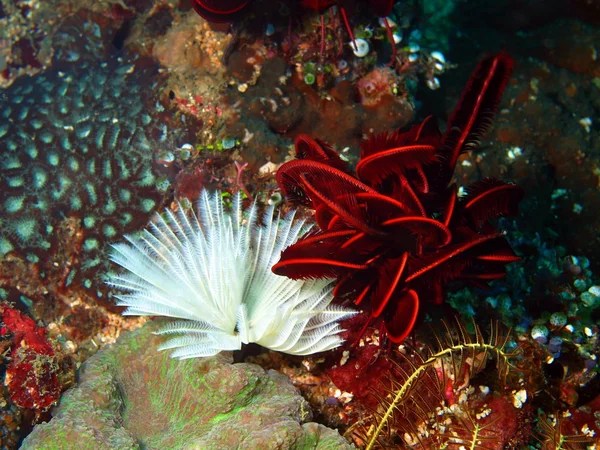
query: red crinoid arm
320 191 418 231
409 164 431 194
462 178 524 228
405 232 505 283
297 228 357 245
339 6 358 52
301 0 335 14
358 117 440 189
441 53 514 178
460 271 507 280
315 204 339 230
356 144 437 188
300 173 381 234
426 279 444 305
315 199 373 232
459 259 511 288
383 289 419 343
293 135 324 160
391 175 427 217
272 229 371 279
441 183 458 227
381 17 397 67
334 271 376 305
474 237 520 263
294 229 385 267
414 115 441 141
476 254 519 263
272 247 369 279
276 159 375 207
315 206 374 233
353 192 418 221
190 0 250 22
370 252 409 317
380 216 452 247
361 116 441 159
294 134 350 173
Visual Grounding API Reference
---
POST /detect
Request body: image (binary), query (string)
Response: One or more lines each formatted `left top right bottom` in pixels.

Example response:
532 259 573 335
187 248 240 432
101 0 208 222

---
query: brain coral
20 320 355 449
0 56 168 294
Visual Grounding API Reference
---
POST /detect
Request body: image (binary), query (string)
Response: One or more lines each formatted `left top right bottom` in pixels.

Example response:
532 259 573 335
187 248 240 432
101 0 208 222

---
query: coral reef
150 10 233 145
0 0 150 86
0 48 191 400
0 216 145 361
446 14 600 268
156 0 449 172
0 52 181 305
0 55 165 286
0 400 21 450
1 0 599 448
20 320 353 450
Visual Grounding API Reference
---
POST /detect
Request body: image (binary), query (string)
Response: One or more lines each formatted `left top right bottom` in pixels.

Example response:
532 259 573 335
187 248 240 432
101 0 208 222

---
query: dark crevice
111 19 133 51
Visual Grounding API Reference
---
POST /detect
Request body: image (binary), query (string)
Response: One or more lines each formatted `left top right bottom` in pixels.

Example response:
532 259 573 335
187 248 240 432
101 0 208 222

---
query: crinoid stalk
107 190 356 358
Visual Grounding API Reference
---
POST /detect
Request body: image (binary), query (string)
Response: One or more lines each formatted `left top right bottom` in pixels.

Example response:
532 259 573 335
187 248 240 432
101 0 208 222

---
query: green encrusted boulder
22 320 354 450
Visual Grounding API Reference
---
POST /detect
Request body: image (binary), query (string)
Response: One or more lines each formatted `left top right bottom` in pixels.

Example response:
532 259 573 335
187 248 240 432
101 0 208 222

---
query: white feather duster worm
107 190 356 359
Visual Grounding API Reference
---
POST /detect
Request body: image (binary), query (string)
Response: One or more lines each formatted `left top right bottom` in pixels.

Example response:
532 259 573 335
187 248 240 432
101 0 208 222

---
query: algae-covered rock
22 320 354 450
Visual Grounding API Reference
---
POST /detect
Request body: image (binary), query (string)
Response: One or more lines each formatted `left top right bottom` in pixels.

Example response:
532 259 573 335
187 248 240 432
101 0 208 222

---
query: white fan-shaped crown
107 190 356 358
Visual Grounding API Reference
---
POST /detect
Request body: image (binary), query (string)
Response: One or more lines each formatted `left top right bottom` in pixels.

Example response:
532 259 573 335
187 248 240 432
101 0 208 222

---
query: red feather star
272 53 523 343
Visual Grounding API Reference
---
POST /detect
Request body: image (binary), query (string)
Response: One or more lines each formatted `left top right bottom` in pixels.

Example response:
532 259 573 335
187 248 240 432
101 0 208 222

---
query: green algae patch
208 406 244 425
22 320 354 450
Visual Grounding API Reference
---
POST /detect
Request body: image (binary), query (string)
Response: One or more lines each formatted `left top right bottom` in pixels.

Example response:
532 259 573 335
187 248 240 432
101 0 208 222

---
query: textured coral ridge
273 53 524 342
107 190 356 358
0 55 163 292
21 320 354 449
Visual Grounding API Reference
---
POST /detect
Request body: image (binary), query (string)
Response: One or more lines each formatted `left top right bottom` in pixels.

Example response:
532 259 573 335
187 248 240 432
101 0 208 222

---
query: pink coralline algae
356 67 398 107
1 305 61 412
